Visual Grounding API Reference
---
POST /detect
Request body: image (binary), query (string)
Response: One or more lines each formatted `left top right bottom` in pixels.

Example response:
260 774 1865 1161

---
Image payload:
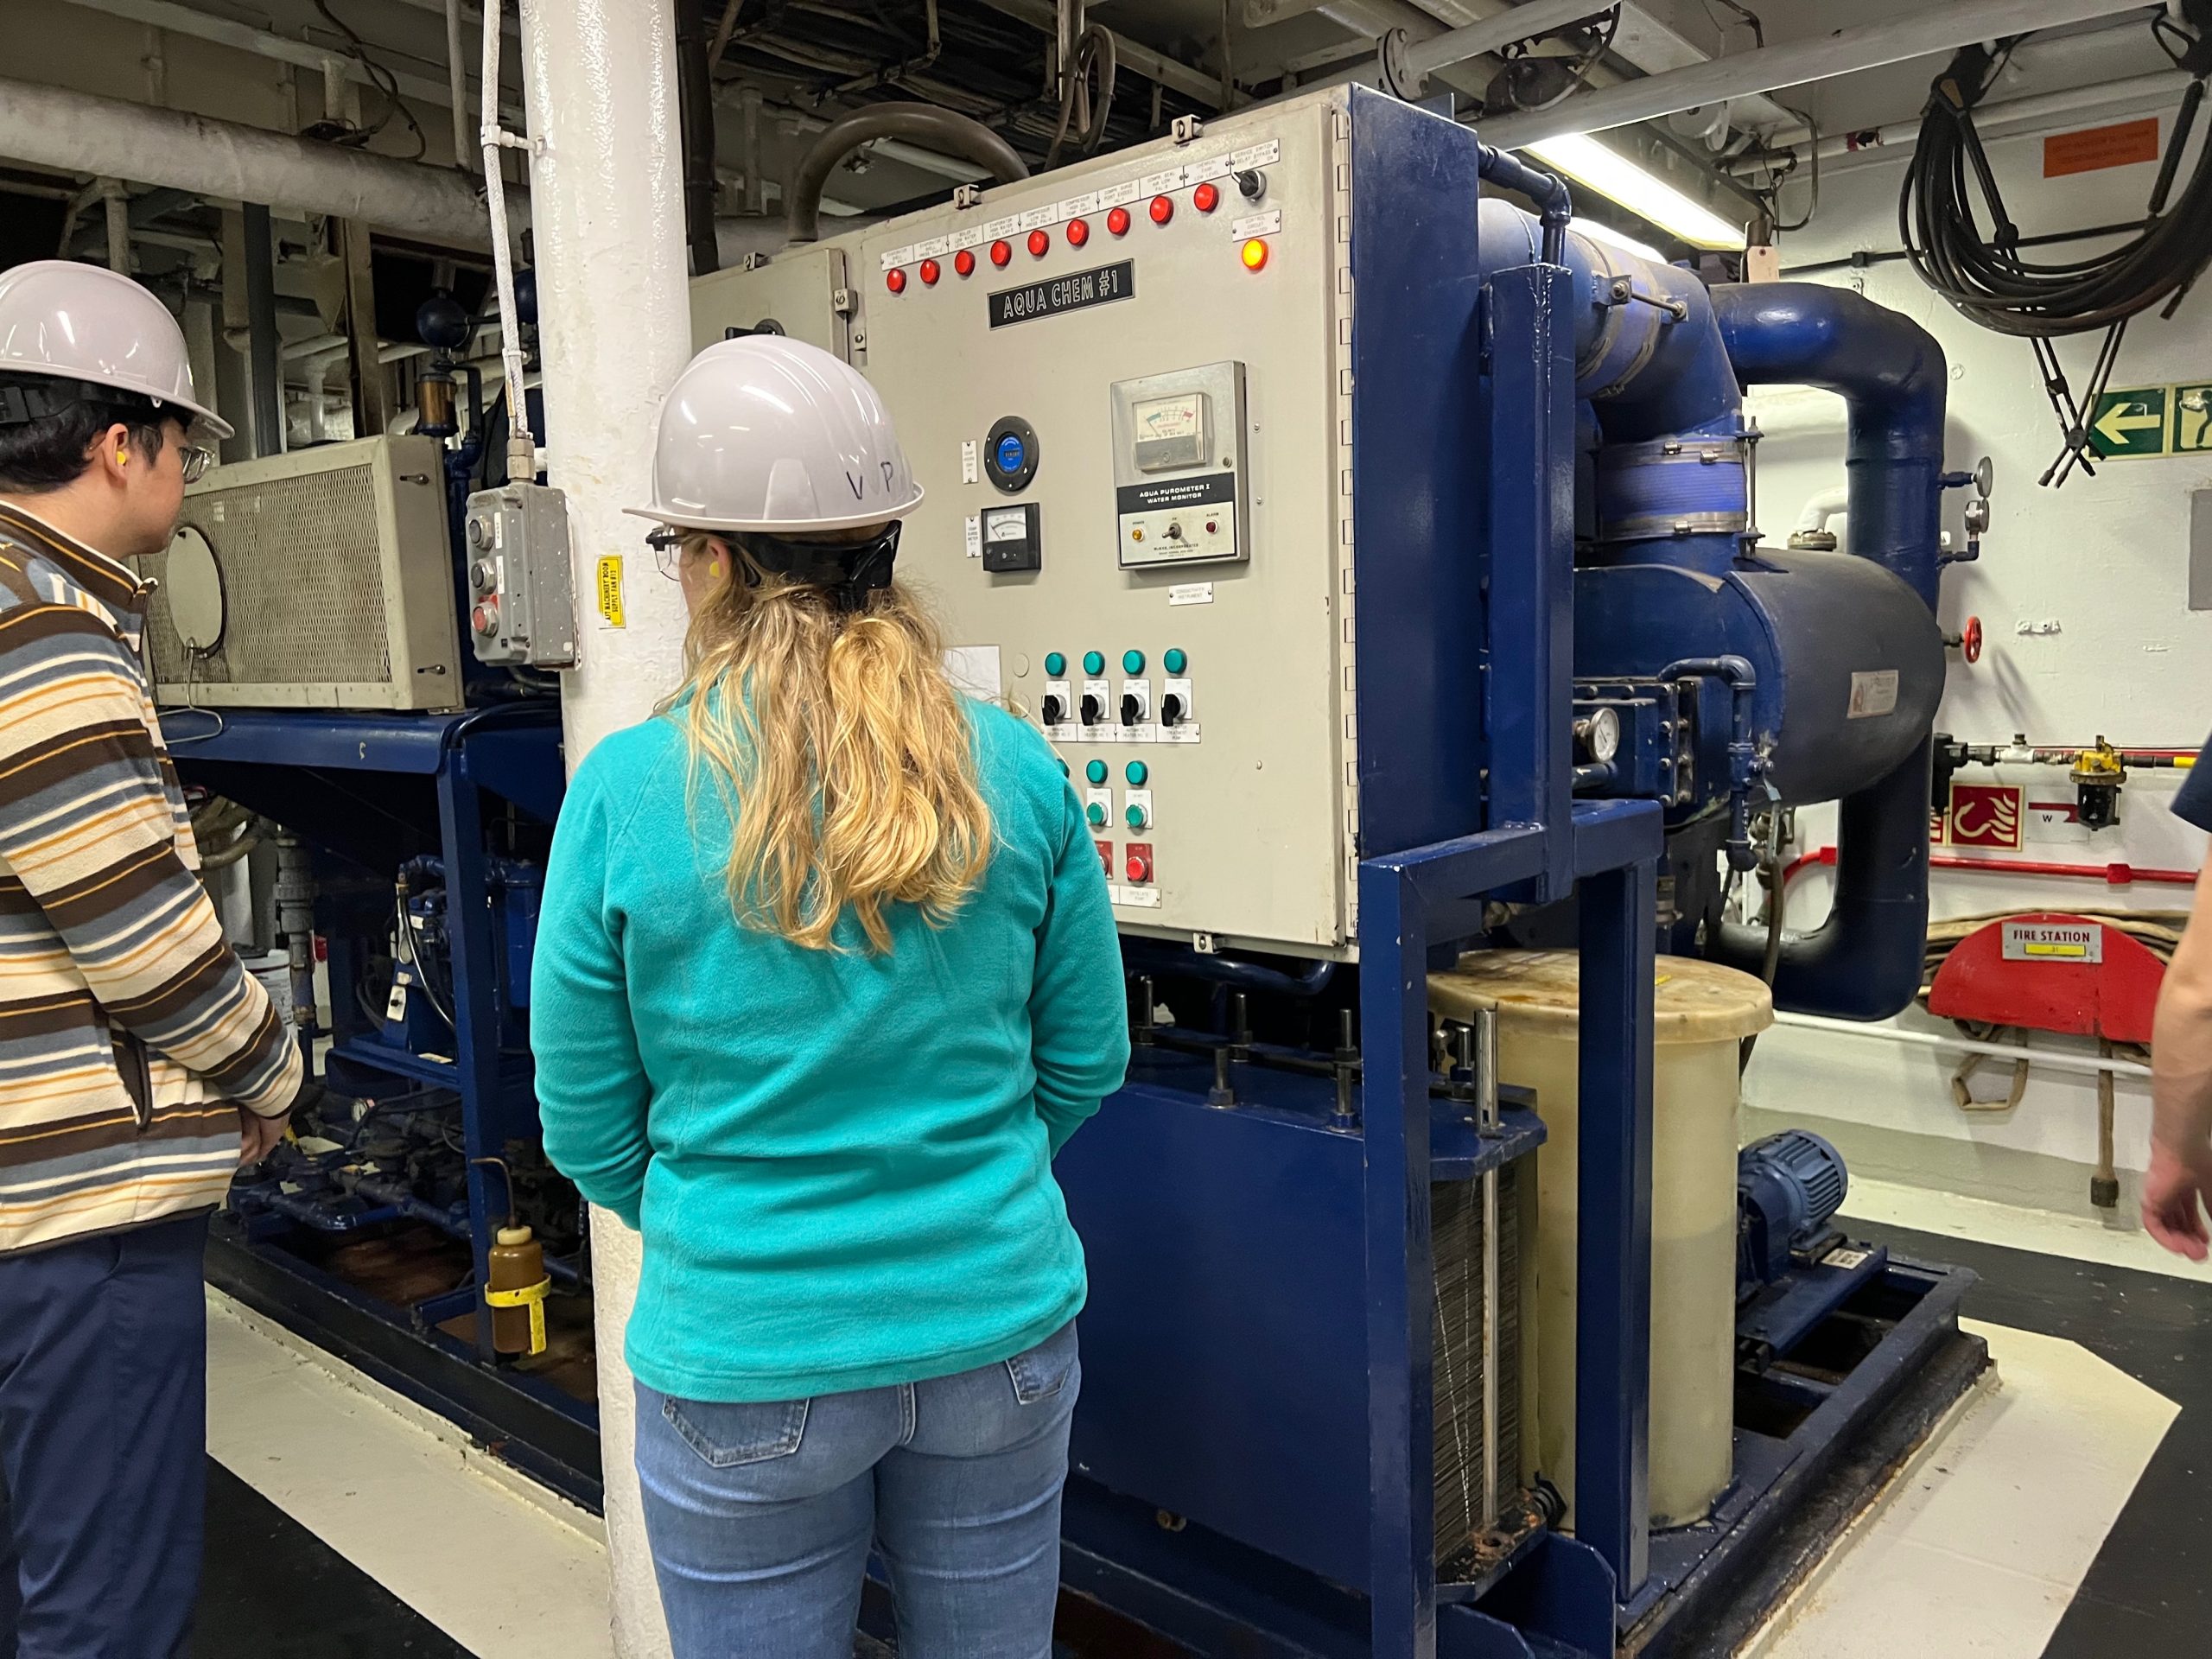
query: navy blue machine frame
169 709 580 1389
1052 92 1974 1659
1055 93 1662 1658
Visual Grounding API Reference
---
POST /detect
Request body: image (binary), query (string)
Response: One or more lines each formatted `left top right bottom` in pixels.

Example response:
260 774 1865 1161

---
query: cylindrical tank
1430 950 1772 1529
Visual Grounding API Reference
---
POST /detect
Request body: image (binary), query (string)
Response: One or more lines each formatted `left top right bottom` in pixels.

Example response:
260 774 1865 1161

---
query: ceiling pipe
1382 0 1614 97
446 0 474 171
785 104 1028 244
0 73 516 250
1481 0 2158 149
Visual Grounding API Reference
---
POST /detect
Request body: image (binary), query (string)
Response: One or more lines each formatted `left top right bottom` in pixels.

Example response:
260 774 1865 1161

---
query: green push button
1122 648 1145 674
1045 652 1066 677
1125 803 1147 830
1163 647 1187 674
1057 758 1069 776
1085 759 1109 785
1083 651 1105 676
1125 760 1148 785
1086 800 1107 827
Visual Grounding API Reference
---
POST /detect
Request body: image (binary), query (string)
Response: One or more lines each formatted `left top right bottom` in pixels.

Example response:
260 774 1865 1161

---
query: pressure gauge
1578 706 1621 766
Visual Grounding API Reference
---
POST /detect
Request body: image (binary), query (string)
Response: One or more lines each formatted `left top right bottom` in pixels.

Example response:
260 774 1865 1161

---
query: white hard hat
0 259 232 441
627 336 922 534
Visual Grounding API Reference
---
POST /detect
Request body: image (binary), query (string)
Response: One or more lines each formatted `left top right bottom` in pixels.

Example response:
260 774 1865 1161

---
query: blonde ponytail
669 537 993 952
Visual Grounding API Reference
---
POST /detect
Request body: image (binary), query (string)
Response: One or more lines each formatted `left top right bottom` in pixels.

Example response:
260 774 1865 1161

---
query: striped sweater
0 501 300 1255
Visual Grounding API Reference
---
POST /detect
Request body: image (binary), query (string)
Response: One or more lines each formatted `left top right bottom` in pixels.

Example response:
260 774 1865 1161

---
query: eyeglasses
179 446 213 486
645 525 685 580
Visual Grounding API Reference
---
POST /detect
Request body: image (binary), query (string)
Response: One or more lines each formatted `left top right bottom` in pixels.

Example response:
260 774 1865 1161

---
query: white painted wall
1737 79 2211 1207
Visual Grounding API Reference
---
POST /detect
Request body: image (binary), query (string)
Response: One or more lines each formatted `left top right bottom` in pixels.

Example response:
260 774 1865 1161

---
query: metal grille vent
1433 1160 1524 1567
147 463 396 692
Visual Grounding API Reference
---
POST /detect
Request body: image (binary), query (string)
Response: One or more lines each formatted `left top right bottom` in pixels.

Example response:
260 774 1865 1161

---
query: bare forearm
2152 868 2212 1154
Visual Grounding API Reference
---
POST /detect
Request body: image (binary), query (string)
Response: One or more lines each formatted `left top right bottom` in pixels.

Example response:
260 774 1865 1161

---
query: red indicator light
989 239 1013 267
954 247 976 277
1149 194 1173 225
1027 228 1051 257
918 257 940 286
1193 180 1220 213
1066 215 1090 247
886 267 906 293
1107 206 1131 236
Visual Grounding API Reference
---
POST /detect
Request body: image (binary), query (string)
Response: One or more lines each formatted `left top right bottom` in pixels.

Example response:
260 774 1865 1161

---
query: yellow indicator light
1241 237 1269 272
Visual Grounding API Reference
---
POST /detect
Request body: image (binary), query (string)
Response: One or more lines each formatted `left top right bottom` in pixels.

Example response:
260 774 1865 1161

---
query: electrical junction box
148 435 461 710
691 92 1356 957
465 483 578 667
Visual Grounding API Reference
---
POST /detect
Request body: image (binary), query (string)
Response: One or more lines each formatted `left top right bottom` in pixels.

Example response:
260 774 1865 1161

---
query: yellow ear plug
116 449 129 466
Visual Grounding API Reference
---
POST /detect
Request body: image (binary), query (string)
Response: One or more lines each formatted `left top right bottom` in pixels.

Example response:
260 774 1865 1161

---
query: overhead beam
1482 0 2156 149
57 0 525 130
971 0 1227 108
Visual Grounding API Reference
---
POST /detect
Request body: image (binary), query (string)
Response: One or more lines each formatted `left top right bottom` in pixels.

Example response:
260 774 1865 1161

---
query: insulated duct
1478 201 1950 1021
0 73 515 249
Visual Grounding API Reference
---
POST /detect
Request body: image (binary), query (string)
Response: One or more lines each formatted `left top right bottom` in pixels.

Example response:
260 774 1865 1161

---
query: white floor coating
1747 1319 2177 1658
205 1294 617 1658
204 1289 2175 1658
1843 1173 2212 1285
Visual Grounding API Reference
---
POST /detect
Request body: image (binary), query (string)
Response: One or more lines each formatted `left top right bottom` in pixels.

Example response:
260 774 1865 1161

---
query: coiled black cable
1899 23 2212 485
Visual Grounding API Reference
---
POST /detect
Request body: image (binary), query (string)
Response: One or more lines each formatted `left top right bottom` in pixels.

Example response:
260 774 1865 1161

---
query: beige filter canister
1429 950 1772 1529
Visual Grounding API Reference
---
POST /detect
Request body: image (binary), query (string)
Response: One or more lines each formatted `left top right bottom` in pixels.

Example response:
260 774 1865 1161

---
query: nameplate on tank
988 261 1136 328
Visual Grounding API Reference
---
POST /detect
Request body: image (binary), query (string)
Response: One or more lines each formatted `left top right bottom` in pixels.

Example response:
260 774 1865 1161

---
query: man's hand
237 1105 290 1166
2142 1137 2212 1260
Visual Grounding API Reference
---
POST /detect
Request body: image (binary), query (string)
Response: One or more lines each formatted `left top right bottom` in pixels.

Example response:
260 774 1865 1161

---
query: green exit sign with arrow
2089 387 2170 459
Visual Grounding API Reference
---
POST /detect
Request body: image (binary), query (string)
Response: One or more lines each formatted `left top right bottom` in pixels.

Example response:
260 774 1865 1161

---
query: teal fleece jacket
531 699 1130 1403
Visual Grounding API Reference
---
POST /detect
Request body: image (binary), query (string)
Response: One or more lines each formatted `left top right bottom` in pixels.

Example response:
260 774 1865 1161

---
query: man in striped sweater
0 262 315 1656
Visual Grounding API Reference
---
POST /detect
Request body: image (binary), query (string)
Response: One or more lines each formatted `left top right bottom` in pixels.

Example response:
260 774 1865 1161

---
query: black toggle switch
1159 693 1186 728
1235 168 1264 201
1120 693 1142 727
1080 693 1105 726
1041 693 1065 725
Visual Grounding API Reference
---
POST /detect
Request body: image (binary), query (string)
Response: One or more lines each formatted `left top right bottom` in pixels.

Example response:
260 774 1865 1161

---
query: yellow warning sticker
596 555 626 627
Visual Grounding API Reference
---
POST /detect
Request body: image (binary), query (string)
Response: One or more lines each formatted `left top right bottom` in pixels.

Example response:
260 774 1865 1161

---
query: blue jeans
0 1213 210 1659
634 1320 1079 1659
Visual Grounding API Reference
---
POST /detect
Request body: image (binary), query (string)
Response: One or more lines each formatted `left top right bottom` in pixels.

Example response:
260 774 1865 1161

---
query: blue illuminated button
1045 652 1065 677
1125 760 1148 785
995 433 1026 474
1086 760 1109 785
1122 649 1145 674
1164 647 1187 674
1083 651 1105 676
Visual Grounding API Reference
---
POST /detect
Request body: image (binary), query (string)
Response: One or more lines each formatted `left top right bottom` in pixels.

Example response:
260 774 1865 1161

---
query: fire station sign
2000 920 2104 963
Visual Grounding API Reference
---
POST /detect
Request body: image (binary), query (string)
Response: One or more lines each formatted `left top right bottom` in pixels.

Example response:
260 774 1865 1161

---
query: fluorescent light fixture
1567 216 1666 264
1524 134 1746 251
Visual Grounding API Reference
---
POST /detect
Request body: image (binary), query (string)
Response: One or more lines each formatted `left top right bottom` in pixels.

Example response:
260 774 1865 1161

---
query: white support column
517 1 692 1652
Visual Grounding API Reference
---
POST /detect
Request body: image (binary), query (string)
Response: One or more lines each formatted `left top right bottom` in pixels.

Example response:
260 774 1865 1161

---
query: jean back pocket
661 1395 810 1468
1003 1321 1079 1406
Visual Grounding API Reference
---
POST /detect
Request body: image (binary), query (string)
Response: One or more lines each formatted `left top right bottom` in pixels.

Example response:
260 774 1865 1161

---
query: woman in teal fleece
531 336 1128 1658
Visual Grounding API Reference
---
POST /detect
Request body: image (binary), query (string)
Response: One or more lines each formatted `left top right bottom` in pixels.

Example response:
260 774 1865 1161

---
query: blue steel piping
1478 200 1950 1019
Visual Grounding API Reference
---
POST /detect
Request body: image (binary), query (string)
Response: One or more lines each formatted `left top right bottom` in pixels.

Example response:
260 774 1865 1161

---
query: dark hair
0 375 175 494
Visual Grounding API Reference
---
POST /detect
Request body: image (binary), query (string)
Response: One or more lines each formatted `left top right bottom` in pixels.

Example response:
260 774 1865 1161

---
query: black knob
1160 693 1185 728
1080 694 1104 726
1120 694 1142 727
1236 168 1263 201
1041 694 1065 725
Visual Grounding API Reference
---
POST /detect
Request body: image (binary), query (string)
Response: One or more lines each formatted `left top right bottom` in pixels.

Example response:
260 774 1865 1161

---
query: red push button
1148 194 1173 225
918 257 941 286
1027 228 1051 257
1107 206 1131 236
990 239 1013 267
954 247 976 277
1066 216 1090 247
1193 181 1220 213
886 267 906 293
1125 842 1153 883
1096 841 1114 878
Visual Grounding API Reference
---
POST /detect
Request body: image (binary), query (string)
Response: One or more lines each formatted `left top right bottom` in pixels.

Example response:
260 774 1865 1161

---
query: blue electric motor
1738 1129 1849 1291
